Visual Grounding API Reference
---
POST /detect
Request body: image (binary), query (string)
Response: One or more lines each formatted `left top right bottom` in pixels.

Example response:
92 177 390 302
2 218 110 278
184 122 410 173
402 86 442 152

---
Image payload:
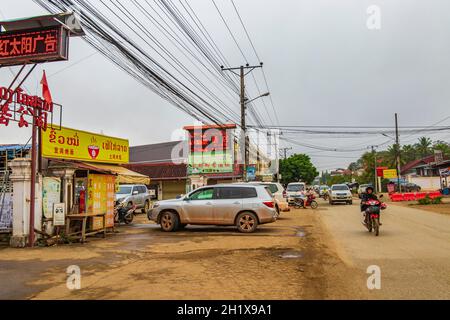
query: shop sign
53 203 65 226
0 26 69 67
0 85 54 129
0 192 13 230
42 177 61 219
247 166 256 181
87 174 116 228
383 169 398 179
41 126 130 164
185 126 234 175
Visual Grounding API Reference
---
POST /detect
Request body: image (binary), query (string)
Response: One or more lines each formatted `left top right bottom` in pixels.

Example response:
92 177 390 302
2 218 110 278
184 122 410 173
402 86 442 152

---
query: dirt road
0 199 448 300
320 200 450 299
0 209 353 300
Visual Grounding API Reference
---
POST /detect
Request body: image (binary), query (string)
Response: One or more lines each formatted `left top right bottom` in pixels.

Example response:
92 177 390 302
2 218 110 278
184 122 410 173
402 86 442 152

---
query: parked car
286 182 306 205
116 184 152 213
399 182 422 192
329 184 353 205
358 184 374 199
148 184 278 233
249 182 290 214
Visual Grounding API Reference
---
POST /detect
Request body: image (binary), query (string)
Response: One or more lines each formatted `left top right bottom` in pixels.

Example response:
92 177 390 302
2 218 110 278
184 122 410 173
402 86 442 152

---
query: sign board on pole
383 169 398 179
247 166 256 181
53 203 65 226
0 26 69 67
184 124 236 175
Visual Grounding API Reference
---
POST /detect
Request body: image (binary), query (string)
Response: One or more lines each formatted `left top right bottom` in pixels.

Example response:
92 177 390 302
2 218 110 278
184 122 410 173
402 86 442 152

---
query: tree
415 137 432 159
401 144 417 164
432 140 450 156
279 154 319 185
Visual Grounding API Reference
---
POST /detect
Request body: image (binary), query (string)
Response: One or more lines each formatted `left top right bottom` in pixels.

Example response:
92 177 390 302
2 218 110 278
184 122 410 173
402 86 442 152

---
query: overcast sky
1 0 450 171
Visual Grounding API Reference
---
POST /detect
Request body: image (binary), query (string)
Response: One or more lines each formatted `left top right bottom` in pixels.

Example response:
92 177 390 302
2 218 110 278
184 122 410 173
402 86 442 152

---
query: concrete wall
408 176 442 191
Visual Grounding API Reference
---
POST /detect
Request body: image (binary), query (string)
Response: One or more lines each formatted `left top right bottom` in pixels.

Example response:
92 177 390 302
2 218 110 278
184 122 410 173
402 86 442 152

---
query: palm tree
415 137 432 159
401 144 417 164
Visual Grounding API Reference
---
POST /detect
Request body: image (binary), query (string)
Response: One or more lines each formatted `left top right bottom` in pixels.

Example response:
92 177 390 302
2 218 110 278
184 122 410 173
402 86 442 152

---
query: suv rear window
263 184 279 194
216 187 258 199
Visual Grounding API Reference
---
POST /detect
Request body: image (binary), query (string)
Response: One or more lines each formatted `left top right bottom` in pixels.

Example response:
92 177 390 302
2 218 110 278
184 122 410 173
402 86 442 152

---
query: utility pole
370 145 378 194
222 63 264 181
395 113 402 193
280 147 292 160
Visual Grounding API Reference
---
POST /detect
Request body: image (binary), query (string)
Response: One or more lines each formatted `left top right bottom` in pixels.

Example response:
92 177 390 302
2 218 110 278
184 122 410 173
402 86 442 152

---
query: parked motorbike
114 202 136 225
293 194 319 209
362 196 387 236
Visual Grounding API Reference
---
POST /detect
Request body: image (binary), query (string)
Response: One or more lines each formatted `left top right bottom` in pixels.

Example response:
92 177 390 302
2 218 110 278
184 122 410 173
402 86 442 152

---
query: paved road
319 200 450 299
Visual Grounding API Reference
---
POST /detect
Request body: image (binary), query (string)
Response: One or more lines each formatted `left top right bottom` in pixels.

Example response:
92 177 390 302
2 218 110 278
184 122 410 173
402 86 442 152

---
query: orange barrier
389 191 442 202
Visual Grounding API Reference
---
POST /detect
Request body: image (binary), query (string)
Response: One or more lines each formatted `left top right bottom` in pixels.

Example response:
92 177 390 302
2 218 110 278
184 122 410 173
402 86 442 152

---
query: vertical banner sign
0 193 13 230
185 126 234 175
88 174 116 228
42 177 61 219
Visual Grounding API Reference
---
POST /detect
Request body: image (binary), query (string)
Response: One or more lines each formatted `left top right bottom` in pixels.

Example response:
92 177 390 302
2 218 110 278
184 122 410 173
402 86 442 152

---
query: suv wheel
236 212 258 233
160 211 179 232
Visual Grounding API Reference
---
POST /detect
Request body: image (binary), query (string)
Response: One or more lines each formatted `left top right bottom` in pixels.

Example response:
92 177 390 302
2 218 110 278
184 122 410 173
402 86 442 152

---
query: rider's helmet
366 186 374 194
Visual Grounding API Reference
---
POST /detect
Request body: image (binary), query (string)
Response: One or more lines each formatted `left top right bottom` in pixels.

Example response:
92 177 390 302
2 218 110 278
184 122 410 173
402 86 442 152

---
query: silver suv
116 184 152 213
148 184 277 233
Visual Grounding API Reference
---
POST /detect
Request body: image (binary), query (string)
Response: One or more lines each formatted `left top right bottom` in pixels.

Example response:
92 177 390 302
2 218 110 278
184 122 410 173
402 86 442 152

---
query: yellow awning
82 162 150 185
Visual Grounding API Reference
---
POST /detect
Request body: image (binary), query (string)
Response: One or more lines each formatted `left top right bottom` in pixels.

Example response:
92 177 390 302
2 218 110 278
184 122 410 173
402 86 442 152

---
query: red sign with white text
0 26 68 67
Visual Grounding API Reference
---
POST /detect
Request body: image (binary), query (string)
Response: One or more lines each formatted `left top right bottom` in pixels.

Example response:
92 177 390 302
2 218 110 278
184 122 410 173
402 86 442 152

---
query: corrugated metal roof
129 141 187 164
0 145 31 152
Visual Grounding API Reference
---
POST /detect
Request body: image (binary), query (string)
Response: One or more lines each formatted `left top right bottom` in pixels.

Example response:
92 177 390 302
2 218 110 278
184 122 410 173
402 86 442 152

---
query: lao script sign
0 86 57 130
0 26 69 67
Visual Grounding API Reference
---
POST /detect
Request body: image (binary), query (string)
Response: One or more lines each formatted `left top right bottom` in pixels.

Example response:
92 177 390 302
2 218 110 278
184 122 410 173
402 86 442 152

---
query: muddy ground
0 205 363 300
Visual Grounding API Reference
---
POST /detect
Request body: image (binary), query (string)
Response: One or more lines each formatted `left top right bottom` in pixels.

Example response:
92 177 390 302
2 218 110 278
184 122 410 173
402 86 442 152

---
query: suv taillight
263 201 275 208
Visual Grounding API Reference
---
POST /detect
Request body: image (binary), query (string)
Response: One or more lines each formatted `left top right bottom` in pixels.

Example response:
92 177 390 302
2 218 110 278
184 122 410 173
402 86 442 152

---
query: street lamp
244 92 270 105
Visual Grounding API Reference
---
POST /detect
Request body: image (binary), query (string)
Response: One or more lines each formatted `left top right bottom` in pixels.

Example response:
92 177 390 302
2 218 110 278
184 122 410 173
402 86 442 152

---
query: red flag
40 70 53 111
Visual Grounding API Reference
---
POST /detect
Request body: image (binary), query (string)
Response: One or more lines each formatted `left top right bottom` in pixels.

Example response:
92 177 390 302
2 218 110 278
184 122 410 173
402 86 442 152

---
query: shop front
39 126 149 243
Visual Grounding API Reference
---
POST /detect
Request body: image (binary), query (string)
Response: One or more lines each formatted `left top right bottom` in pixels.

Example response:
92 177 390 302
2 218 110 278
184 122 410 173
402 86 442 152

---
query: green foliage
280 154 319 185
432 196 443 205
418 195 432 205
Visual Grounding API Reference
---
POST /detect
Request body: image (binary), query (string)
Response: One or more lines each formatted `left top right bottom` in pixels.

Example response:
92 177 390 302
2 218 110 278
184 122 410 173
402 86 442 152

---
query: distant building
125 141 188 200
401 155 450 191
330 168 352 177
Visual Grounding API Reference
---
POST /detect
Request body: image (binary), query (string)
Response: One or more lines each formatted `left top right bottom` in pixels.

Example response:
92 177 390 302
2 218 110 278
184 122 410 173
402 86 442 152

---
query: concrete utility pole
370 145 378 194
222 63 265 181
280 147 292 160
395 113 402 193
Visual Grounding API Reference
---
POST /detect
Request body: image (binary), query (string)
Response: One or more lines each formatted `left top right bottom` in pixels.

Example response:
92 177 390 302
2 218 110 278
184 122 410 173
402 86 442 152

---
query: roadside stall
40 126 149 243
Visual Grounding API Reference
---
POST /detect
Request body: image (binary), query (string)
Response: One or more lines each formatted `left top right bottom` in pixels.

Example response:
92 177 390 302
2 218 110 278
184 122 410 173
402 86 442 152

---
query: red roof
401 155 436 174
125 163 187 181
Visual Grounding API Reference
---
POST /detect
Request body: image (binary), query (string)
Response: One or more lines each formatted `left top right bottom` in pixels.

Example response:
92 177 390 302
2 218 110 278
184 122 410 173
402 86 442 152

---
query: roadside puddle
280 251 303 259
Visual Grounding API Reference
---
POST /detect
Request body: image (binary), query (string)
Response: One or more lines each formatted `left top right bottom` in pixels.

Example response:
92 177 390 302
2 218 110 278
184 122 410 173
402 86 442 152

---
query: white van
286 182 306 205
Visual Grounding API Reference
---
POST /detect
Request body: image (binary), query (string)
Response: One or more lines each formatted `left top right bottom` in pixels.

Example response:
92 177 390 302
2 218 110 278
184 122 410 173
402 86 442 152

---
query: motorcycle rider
360 186 382 225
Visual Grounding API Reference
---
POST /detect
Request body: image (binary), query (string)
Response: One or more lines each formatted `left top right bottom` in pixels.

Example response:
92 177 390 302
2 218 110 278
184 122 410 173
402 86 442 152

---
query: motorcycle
293 194 319 209
362 196 387 236
114 202 136 225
